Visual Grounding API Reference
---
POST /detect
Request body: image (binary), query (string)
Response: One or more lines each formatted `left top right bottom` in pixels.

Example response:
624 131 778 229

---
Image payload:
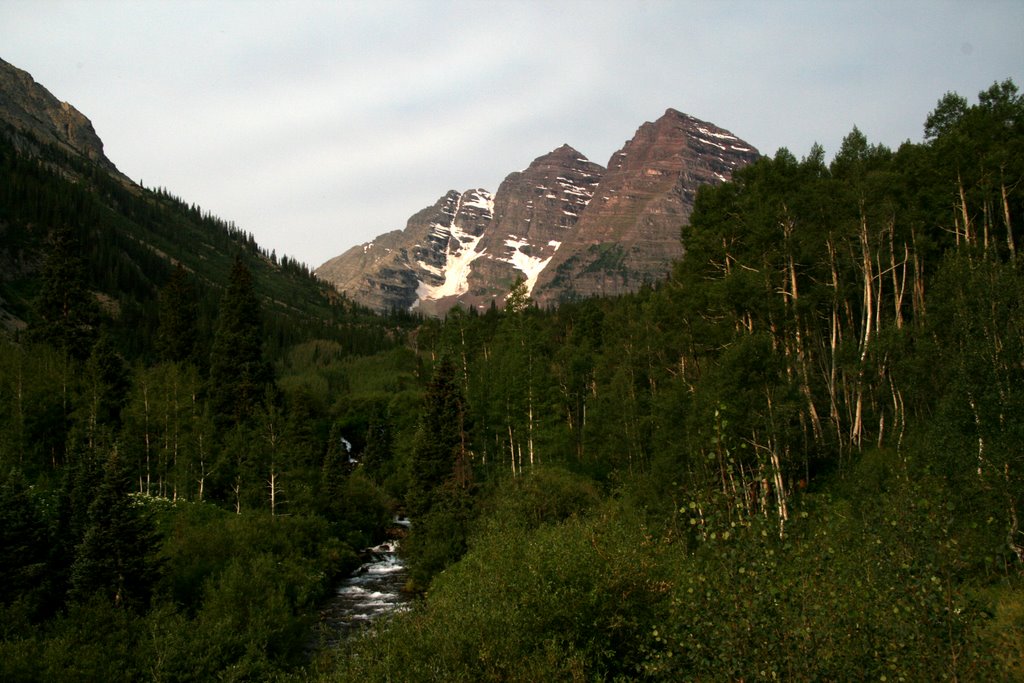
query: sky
2 1 1022 268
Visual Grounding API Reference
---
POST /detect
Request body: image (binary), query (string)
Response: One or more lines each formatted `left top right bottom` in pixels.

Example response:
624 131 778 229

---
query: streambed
313 522 413 649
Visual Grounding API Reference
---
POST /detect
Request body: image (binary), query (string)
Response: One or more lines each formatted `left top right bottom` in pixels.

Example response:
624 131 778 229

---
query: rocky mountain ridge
0 57 127 182
316 109 759 313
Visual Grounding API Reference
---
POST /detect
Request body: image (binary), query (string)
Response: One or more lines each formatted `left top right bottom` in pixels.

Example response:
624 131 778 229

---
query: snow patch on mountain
503 237 555 295
415 223 486 301
462 190 494 213
414 189 494 305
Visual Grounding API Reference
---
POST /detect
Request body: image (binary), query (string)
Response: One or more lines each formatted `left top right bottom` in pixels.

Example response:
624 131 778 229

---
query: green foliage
208 255 273 426
337 504 666 681
403 358 476 587
406 357 470 518
0 468 52 620
27 225 99 360
156 264 199 364
4 80 1024 680
324 80 1024 680
68 449 162 610
475 465 601 533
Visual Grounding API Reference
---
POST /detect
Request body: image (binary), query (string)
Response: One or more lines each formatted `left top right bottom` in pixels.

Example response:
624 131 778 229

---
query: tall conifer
406 357 470 518
29 225 98 360
68 448 160 610
208 255 271 426
156 264 198 364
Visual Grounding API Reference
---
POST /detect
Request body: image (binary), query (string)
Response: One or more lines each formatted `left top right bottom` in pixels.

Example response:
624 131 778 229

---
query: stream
313 520 414 649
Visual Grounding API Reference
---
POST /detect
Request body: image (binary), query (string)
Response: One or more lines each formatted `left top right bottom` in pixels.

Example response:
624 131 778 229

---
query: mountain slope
317 144 606 315
316 110 758 313
0 57 125 181
534 109 759 305
0 57 379 357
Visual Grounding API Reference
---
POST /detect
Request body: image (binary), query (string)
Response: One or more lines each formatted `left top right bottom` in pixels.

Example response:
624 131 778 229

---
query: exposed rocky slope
0 57 126 181
317 109 759 313
533 109 759 306
316 189 494 314
463 145 603 310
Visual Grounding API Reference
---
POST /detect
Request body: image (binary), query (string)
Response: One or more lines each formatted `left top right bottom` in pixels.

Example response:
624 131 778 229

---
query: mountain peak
551 142 585 157
524 143 592 170
318 110 759 315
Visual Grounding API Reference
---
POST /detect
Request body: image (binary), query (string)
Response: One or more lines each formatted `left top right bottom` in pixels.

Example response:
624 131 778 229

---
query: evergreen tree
76 332 129 439
361 407 394 481
504 276 532 314
156 264 198 364
320 421 352 524
28 225 99 360
208 255 271 426
68 447 161 610
406 357 470 518
404 358 474 587
0 468 52 619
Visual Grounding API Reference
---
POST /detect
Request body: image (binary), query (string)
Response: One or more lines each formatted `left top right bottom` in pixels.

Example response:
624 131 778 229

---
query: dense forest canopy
1 80 1022 680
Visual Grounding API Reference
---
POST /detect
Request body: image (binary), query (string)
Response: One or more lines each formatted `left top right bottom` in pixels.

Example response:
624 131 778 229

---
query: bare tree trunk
268 469 278 516
788 249 823 444
1002 177 1016 258
825 239 845 456
1007 491 1024 565
264 414 280 514
958 171 972 245
888 221 907 329
853 205 875 449
508 421 516 477
859 207 875 358
771 444 789 538
196 432 206 502
143 380 152 495
527 349 536 467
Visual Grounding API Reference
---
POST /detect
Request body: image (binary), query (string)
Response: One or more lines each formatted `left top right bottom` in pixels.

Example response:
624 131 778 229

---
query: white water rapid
314 522 413 649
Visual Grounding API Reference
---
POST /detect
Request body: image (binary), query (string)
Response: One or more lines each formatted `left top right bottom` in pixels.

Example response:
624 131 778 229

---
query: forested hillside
325 81 1024 681
1 81 1022 681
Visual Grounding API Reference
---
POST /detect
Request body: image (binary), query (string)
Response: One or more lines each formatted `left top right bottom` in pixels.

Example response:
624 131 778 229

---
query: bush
335 503 668 681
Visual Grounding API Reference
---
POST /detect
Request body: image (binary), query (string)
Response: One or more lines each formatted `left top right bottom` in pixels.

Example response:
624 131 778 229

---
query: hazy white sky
2 0 1022 267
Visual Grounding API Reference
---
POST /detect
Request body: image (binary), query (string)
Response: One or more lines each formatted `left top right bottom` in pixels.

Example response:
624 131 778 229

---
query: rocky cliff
0 57 125 180
533 109 759 305
316 189 495 314
316 145 604 314
316 110 758 313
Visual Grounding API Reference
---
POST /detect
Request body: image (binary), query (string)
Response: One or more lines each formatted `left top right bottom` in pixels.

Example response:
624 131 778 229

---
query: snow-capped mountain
315 109 759 313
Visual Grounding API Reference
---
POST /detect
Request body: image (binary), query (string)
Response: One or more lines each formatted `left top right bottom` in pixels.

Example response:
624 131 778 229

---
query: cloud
1 0 1022 267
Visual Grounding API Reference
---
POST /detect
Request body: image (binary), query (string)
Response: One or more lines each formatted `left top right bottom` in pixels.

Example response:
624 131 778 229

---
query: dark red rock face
533 109 759 306
316 109 759 315
459 144 604 311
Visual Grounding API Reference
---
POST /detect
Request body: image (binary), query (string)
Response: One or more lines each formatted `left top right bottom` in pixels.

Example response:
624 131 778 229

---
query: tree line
0 80 1021 680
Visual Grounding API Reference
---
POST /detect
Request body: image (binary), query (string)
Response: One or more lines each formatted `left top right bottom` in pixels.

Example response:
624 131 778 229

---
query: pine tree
0 468 52 618
77 332 129 439
402 356 477 587
406 357 470 518
28 225 99 360
208 255 271 426
68 447 161 610
319 422 352 525
361 407 393 481
156 264 198 364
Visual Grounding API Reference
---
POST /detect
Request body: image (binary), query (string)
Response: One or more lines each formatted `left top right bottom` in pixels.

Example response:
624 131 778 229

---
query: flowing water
313 522 414 649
